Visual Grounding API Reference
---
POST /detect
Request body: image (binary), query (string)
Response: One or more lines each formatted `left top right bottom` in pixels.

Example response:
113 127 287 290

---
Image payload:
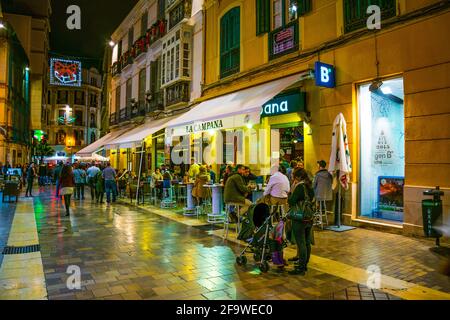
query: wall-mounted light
0 22 5 29
109 40 115 47
246 123 253 129
25 67 30 71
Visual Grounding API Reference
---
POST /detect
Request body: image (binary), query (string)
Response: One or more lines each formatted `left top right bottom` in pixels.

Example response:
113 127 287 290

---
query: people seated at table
192 166 211 206
222 164 234 186
188 158 200 179
264 165 291 214
224 164 253 222
207 165 216 184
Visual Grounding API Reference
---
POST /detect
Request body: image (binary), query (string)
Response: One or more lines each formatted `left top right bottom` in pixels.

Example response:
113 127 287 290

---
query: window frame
220 6 241 79
343 0 397 33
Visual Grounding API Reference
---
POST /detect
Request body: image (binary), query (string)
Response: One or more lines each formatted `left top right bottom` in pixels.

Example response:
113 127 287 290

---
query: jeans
26 179 34 196
55 179 60 197
75 183 85 199
105 180 116 203
64 194 72 215
292 221 313 270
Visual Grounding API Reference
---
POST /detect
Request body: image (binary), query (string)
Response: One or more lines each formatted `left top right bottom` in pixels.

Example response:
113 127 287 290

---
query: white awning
165 73 304 135
76 128 129 156
111 116 178 149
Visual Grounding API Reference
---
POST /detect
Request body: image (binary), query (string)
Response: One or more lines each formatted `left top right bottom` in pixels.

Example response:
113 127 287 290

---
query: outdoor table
252 190 265 203
203 184 225 220
183 182 196 216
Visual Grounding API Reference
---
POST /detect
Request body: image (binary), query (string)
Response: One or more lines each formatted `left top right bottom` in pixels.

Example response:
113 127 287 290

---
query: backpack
287 184 315 223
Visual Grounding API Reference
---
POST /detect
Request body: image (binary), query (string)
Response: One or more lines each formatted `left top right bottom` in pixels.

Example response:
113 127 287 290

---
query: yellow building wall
203 1 450 236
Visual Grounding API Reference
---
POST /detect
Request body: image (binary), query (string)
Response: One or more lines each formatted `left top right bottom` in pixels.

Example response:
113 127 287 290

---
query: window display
359 78 405 222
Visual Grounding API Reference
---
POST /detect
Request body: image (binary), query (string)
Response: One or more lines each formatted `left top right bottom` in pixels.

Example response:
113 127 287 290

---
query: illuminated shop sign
315 61 335 88
50 58 82 87
261 92 306 117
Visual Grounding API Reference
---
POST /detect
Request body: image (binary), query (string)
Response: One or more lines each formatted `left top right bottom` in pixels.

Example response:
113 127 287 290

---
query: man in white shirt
264 166 290 214
86 162 101 201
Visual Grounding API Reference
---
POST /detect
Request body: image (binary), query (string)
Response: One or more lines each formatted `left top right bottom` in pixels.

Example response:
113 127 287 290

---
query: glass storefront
359 77 405 222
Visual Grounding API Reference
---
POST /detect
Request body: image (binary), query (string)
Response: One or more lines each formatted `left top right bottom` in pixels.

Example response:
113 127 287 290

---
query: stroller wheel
259 261 269 273
236 256 247 266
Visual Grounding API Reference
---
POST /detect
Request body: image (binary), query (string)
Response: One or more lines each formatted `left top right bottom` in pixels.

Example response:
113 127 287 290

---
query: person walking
54 161 63 198
60 164 75 216
25 163 36 197
38 163 47 186
102 163 117 206
264 165 290 215
95 167 105 204
86 162 100 201
73 164 87 200
287 168 315 275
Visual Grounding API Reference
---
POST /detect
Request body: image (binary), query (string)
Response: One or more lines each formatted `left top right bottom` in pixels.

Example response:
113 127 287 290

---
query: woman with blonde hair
192 166 210 206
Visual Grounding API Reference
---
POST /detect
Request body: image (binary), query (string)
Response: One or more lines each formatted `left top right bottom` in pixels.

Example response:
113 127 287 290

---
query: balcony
111 61 121 77
268 20 299 61
110 112 117 126
132 36 147 59
130 101 146 119
165 82 189 107
146 19 167 46
168 0 191 30
121 51 133 69
119 106 131 122
147 91 164 113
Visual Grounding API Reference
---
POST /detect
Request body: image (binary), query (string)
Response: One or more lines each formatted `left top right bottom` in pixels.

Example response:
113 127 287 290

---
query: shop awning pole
135 141 145 205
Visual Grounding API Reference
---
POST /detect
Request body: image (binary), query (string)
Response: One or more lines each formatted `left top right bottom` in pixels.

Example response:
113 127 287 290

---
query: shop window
220 7 240 79
359 78 405 222
344 0 396 33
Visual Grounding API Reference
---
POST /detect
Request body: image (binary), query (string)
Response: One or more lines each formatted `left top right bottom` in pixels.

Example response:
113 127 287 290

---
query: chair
314 200 329 229
2 182 19 203
161 186 176 208
223 203 242 240
176 184 187 206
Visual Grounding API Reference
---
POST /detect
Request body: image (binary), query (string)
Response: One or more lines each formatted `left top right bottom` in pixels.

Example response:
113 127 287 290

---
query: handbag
60 187 74 195
287 184 315 222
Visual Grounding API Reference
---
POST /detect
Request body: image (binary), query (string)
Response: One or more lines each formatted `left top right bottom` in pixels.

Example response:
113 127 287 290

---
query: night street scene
0 0 450 309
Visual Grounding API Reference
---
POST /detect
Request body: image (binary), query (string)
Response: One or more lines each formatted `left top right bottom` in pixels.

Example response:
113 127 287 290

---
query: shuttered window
220 7 240 79
256 0 270 35
344 0 396 33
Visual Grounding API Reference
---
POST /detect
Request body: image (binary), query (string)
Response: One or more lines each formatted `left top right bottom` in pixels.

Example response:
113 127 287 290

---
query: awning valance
76 128 129 156
165 73 304 136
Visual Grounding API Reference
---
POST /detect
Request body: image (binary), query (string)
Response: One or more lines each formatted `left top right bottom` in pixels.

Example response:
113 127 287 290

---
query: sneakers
288 268 306 276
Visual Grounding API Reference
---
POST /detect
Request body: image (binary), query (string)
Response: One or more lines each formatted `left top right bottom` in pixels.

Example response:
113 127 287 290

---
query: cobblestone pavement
1 186 449 300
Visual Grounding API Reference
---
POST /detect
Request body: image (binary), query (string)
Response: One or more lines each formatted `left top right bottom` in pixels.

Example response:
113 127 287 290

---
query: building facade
106 0 204 173
0 20 31 166
196 0 450 237
44 66 102 159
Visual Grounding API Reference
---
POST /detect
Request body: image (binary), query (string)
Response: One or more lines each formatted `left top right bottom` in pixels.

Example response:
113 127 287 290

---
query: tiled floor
0 186 449 300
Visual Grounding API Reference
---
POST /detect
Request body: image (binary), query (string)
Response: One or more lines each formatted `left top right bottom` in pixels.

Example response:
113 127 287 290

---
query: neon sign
50 58 82 87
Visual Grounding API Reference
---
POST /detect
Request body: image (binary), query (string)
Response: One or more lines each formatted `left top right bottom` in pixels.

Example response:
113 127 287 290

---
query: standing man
264 166 291 214
103 162 117 206
25 163 36 197
86 162 100 201
54 161 63 198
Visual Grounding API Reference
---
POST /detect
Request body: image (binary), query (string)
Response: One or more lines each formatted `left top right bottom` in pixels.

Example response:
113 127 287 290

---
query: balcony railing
110 112 117 126
119 106 131 122
111 61 121 77
147 91 164 113
130 101 146 119
166 82 190 106
111 20 166 77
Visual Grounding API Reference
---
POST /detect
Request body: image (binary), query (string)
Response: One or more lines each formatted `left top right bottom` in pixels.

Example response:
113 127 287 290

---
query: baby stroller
235 202 286 273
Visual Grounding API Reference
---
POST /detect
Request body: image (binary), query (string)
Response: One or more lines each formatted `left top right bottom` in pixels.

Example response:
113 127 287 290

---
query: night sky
50 0 139 69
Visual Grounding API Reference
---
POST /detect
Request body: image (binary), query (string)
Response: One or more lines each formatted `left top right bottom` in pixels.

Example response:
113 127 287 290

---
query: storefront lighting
381 86 392 95
25 67 30 71
246 123 253 129
207 129 216 136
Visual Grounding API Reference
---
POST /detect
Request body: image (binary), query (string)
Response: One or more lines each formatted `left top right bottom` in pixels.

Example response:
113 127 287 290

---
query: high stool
223 203 242 240
314 200 329 229
176 185 187 206
161 186 176 208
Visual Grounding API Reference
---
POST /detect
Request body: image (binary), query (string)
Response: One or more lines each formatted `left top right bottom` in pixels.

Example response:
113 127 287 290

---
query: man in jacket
224 164 253 220
313 160 333 202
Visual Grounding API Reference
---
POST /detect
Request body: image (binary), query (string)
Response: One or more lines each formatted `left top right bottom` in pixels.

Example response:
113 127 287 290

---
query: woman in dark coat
60 164 75 216
287 168 315 275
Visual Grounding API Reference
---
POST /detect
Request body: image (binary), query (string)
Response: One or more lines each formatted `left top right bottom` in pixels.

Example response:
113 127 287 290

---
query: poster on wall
377 176 404 219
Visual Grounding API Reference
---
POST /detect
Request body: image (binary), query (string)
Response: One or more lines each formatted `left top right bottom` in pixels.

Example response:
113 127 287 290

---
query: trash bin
422 186 444 245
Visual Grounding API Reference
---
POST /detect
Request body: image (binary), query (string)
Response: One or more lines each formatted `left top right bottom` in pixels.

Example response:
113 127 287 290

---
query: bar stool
314 200 329 229
161 186 176 208
223 203 242 240
177 184 187 206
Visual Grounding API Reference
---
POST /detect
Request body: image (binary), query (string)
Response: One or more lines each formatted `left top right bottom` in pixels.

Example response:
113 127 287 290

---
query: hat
317 160 327 168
